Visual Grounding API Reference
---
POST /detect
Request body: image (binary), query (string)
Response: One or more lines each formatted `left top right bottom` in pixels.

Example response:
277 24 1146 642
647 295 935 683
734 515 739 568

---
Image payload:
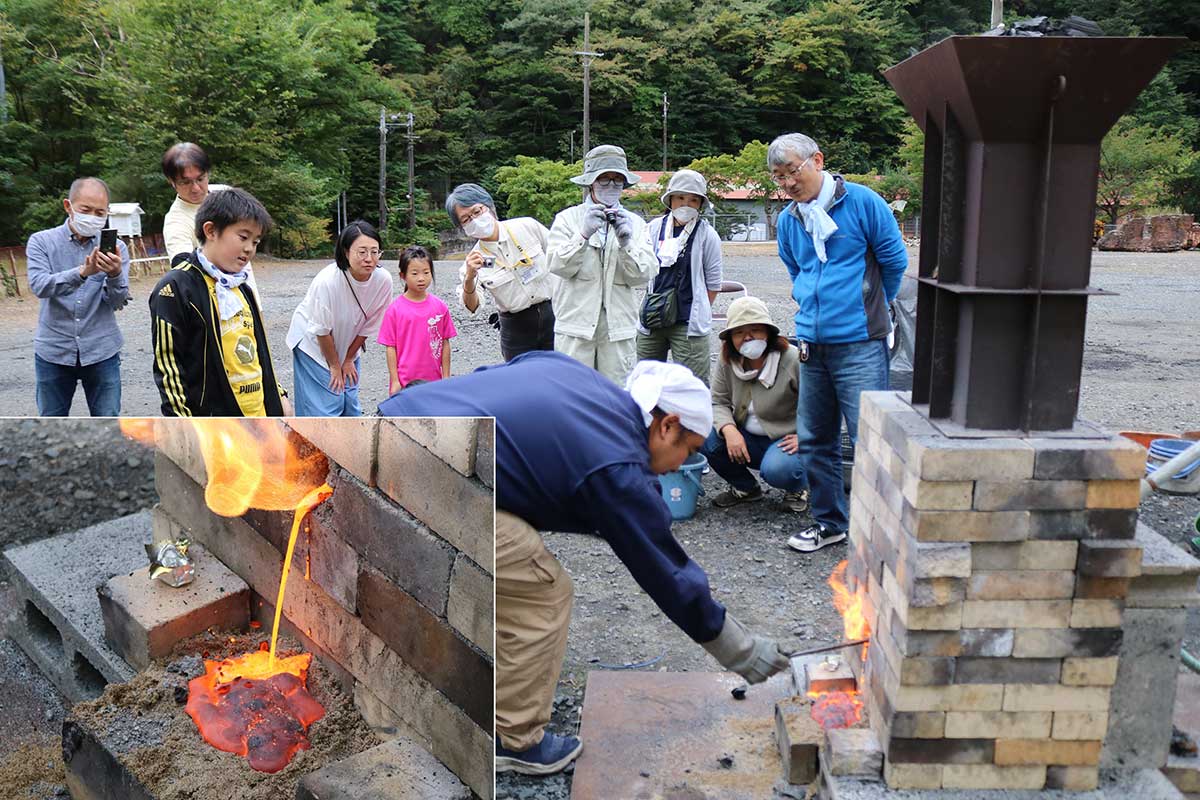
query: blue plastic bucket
660 453 707 520
1148 438 1200 479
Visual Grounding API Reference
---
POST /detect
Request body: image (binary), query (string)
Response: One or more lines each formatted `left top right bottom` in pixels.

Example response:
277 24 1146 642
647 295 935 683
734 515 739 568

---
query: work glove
580 206 607 240
701 613 790 684
613 208 635 247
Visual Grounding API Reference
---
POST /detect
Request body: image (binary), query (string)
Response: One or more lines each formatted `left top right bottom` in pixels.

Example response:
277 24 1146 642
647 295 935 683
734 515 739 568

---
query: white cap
625 361 713 436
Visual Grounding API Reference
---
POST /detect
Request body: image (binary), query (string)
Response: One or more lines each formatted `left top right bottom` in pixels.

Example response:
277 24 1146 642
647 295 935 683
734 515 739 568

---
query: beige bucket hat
718 296 780 341
570 144 641 186
660 169 710 210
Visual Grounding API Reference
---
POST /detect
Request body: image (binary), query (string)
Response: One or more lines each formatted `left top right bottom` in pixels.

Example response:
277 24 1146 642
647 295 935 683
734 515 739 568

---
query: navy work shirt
379 351 726 643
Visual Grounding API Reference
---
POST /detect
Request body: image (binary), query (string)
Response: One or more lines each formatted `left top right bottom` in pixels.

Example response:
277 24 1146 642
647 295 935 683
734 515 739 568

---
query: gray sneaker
712 484 764 508
783 489 810 513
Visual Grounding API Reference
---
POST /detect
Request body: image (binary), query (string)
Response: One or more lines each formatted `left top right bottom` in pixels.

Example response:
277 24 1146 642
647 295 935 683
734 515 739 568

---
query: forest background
1 0 1197 254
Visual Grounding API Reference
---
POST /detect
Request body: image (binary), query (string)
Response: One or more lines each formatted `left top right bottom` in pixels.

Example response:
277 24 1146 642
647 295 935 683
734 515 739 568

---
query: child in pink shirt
378 246 457 394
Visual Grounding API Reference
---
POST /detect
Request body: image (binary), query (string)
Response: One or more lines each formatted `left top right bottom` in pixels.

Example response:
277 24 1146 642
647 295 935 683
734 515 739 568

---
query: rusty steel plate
570 671 796 800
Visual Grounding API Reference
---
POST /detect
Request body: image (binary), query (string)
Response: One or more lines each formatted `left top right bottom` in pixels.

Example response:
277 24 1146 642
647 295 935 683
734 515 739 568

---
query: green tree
686 140 789 236
492 156 583 225
1096 121 1193 224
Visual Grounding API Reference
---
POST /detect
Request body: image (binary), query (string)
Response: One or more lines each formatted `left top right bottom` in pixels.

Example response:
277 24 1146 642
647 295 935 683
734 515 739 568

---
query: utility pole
575 13 603 154
661 92 669 171
990 0 1003 28
0 38 8 125
378 107 387 232
405 112 417 230
569 129 575 161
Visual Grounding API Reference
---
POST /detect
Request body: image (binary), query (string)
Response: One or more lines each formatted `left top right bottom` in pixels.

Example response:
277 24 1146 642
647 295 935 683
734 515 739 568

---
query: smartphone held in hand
99 228 118 255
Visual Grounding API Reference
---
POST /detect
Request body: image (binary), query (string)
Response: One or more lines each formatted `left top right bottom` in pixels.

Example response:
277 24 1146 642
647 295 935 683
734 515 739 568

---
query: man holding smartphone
25 177 130 416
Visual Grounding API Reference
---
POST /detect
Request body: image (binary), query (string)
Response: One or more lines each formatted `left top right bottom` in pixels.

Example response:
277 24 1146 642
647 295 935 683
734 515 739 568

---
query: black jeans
500 300 555 361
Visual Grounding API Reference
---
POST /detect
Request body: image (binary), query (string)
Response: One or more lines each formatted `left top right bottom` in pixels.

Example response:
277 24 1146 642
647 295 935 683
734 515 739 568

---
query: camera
481 255 496 270
604 208 620 226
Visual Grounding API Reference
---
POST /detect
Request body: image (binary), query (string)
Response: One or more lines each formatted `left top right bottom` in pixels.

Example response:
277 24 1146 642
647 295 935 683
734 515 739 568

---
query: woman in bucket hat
701 296 810 513
546 144 659 384
635 169 724 384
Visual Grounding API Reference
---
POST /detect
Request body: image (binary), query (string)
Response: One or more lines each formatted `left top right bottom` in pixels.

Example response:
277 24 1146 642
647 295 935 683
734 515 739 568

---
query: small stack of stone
845 391 1150 791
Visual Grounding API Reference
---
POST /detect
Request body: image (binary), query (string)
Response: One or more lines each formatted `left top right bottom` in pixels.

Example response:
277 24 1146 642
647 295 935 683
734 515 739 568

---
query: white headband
625 361 713 436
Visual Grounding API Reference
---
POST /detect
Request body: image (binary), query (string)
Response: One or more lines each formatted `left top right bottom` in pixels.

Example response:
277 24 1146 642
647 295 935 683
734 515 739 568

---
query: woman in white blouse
286 220 394 416
446 184 557 361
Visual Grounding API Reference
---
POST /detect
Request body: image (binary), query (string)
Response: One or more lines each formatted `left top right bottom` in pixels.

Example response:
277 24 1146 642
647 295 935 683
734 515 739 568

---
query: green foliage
492 156 583 225
1097 121 1194 223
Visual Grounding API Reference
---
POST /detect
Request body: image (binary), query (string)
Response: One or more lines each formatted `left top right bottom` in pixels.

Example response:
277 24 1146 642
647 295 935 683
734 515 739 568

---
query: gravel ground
499 245 1200 800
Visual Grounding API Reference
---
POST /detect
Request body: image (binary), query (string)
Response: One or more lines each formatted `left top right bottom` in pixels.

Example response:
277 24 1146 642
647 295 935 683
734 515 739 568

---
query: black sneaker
783 489 810 513
787 524 847 553
712 484 764 508
495 731 583 775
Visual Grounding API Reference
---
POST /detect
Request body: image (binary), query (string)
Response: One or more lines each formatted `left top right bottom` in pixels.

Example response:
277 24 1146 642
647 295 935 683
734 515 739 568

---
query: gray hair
68 177 110 203
766 134 820 169
444 183 497 229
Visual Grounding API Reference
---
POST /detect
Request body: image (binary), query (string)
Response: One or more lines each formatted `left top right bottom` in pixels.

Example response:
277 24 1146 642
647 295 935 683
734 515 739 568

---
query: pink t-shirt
377 293 457 388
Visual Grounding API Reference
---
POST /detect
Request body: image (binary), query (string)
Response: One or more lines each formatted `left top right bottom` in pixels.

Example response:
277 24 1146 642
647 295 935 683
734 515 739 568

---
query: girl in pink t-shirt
378 246 457 394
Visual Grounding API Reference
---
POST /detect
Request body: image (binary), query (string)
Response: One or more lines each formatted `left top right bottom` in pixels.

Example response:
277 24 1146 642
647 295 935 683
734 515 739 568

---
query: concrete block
286 418 379 487
909 577 966 608
1079 540 1144 578
357 566 493 731
388 418 479 478
474 418 495 489
3 513 145 702
1137 522 1200 577
891 684 1004 712
776 697 821 784
1062 657 1119 686
859 390 912 432
297 738 471 800
1030 510 1138 541
883 761 942 789
62 716 160 800
890 711 945 738
824 728 883 778
905 436 1036 481
909 542 972 579
1162 755 1200 794
1102 606 1189 769
974 480 1087 511
896 657 955 686
902 475 974 510
377 420 494 572
888 737 994 764
1029 436 1147 480
1070 599 1124 628
447 554 494 657
1053 711 1109 740
1086 480 1141 509
97 544 248 671
1046 764 1100 790
305 505 359 614
973 540 1078 571
995 738 1102 766
1127 523 1200 609
941 763 1047 790
944 711 1052 739
960 628 1016 656
961 599 1072 629
1002 684 1110 712
1013 628 1123 658
904 507 1030 543
954 658 1061 685
327 468 454 616
968 570 1076 600
837 765 1185 798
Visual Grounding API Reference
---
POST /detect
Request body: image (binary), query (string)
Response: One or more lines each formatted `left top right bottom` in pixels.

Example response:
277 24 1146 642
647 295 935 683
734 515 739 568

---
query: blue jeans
35 352 121 417
701 427 807 494
796 339 889 532
292 347 363 417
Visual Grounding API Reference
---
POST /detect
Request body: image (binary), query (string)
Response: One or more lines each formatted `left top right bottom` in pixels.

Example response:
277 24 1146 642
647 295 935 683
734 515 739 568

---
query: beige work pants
495 510 574 751
556 312 636 385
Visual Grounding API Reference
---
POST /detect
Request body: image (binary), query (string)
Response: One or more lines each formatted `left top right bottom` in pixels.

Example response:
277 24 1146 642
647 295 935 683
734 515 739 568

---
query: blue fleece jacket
777 177 908 344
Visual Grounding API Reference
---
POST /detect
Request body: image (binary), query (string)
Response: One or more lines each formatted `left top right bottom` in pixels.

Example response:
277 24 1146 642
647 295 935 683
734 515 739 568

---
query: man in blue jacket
769 133 908 553
380 352 789 776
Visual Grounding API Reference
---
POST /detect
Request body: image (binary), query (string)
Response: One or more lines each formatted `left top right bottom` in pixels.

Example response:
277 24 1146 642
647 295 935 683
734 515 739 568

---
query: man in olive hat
547 145 659 384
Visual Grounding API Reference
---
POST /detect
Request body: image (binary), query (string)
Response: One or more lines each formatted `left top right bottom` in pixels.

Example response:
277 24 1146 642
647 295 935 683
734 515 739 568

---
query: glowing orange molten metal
121 420 335 770
186 650 325 773
806 560 872 730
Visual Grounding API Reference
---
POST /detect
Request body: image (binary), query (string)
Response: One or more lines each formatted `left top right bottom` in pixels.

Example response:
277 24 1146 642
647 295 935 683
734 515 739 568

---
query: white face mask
671 206 699 224
462 209 496 240
69 206 107 238
593 184 624 207
738 338 768 360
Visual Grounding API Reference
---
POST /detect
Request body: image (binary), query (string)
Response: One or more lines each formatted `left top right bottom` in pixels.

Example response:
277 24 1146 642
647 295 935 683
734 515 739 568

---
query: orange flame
828 560 870 645
806 689 864 730
801 560 872 730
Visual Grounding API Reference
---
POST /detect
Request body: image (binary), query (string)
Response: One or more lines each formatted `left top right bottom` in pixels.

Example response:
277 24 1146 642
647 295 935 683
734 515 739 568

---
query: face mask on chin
463 210 496 240
593 184 624 207
69 206 107 239
738 338 768 360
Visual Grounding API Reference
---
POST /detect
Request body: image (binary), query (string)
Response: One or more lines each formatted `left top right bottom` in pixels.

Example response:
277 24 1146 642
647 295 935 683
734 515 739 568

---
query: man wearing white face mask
635 169 723 383
546 145 659 384
25 177 131 416
446 183 557 361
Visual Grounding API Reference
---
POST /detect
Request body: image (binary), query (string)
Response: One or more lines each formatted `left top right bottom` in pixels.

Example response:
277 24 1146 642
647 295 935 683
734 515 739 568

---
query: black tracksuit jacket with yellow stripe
148 253 285 416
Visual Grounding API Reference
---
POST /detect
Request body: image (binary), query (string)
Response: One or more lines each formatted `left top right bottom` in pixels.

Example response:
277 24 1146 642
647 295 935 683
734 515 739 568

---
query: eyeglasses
770 156 812 186
593 178 624 189
353 248 382 258
174 173 209 189
460 204 490 224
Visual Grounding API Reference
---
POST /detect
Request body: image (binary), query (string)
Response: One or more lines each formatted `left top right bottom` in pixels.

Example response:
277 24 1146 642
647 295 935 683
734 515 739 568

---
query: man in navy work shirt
380 352 789 776
769 133 908 554
26 177 130 416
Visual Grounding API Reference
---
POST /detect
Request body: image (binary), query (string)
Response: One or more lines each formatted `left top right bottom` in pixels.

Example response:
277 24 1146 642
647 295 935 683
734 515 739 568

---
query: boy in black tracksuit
149 188 286 416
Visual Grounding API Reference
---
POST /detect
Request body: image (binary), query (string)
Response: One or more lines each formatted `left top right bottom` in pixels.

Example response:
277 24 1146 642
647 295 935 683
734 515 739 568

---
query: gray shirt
26 220 131 366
